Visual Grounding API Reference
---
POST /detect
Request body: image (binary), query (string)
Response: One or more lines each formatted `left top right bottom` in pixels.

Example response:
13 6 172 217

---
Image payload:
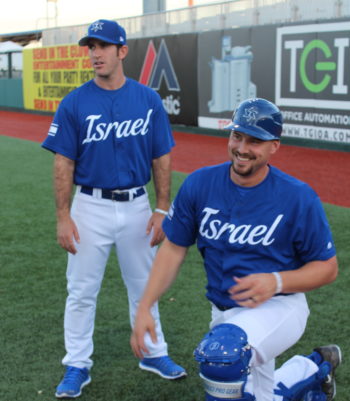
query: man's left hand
228 273 277 308
146 212 166 247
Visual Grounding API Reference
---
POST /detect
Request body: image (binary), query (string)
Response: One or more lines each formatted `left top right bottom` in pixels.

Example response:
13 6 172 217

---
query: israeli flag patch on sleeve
48 123 59 136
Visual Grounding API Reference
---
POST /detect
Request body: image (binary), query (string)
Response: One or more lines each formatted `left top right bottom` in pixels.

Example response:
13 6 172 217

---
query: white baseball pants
210 293 312 401
62 188 168 370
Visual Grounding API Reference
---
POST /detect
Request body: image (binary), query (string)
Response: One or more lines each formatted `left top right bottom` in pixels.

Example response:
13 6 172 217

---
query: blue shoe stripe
55 366 91 398
139 356 187 380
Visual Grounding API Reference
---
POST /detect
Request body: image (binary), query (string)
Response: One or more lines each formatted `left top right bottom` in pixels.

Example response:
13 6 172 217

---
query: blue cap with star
224 98 283 141
79 19 127 46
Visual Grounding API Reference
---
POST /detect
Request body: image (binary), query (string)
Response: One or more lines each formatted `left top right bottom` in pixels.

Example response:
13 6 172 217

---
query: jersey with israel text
42 78 174 189
163 162 336 309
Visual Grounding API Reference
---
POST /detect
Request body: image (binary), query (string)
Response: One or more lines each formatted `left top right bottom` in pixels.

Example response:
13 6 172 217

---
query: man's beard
231 162 253 177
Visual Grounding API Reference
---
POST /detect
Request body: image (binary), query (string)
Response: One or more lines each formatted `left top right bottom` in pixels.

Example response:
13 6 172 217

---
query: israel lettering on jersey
41 78 174 189
163 162 336 309
82 109 153 144
199 207 283 246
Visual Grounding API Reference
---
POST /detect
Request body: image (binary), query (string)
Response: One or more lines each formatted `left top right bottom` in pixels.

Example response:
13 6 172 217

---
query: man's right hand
130 306 157 359
57 215 80 254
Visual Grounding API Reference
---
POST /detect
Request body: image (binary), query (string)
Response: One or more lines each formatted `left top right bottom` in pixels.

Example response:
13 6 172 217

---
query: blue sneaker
55 366 91 398
139 356 187 380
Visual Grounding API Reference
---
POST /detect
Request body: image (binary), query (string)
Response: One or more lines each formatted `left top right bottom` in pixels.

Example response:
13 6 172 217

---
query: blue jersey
42 78 174 189
163 162 336 308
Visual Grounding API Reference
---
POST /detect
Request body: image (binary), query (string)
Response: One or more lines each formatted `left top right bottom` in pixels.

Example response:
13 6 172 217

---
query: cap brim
223 122 235 131
78 35 121 46
78 36 90 46
224 123 278 141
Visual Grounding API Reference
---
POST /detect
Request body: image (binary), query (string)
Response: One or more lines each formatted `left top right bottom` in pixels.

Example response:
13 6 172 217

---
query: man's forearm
54 154 75 220
230 256 338 302
152 153 171 211
280 256 338 293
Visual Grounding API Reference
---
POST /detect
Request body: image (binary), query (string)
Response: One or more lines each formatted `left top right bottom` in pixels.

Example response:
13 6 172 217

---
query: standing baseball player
42 19 186 399
131 98 341 401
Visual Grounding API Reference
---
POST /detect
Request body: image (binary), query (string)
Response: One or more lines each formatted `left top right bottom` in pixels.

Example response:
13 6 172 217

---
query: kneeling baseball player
131 98 341 401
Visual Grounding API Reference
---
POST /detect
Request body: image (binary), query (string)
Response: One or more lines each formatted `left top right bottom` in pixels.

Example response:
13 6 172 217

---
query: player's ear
270 140 280 155
117 45 128 60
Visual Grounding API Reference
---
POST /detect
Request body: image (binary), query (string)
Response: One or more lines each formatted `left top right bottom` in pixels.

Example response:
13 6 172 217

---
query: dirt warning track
1 110 349 208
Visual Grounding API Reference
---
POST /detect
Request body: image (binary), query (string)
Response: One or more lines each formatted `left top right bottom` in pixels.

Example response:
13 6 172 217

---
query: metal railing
42 0 350 46
0 51 22 78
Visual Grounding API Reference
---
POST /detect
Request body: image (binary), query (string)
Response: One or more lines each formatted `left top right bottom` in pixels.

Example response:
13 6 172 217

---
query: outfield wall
2 18 350 147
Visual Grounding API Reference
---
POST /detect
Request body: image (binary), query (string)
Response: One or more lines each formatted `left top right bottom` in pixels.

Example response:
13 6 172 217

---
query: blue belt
80 186 145 202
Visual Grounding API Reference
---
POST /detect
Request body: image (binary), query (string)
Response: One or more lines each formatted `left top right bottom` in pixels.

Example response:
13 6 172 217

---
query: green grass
0 135 349 400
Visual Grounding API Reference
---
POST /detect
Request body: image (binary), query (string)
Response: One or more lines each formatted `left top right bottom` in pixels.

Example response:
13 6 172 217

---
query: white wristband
272 272 283 294
154 208 168 216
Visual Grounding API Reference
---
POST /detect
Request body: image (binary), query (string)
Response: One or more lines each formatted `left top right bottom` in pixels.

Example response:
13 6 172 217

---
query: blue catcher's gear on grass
304 391 327 401
194 324 255 401
55 366 91 398
275 361 331 401
225 98 283 141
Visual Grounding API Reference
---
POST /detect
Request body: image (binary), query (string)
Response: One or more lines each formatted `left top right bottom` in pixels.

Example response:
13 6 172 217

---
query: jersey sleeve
41 96 79 160
294 193 336 263
151 93 175 159
163 175 198 247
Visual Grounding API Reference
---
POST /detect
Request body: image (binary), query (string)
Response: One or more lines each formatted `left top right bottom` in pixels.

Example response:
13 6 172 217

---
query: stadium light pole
46 0 58 28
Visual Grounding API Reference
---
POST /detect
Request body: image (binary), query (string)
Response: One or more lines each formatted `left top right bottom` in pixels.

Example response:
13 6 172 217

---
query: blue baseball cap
79 19 127 46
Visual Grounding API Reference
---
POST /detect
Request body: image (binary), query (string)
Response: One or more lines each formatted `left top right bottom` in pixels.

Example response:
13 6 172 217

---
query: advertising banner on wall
276 21 350 144
198 21 350 144
198 25 275 129
22 33 198 126
124 33 198 126
22 45 94 112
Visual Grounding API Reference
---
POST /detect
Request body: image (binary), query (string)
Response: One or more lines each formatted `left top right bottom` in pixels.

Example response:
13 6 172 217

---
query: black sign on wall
124 33 198 126
276 21 350 107
198 27 252 120
196 20 350 144
275 21 350 144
